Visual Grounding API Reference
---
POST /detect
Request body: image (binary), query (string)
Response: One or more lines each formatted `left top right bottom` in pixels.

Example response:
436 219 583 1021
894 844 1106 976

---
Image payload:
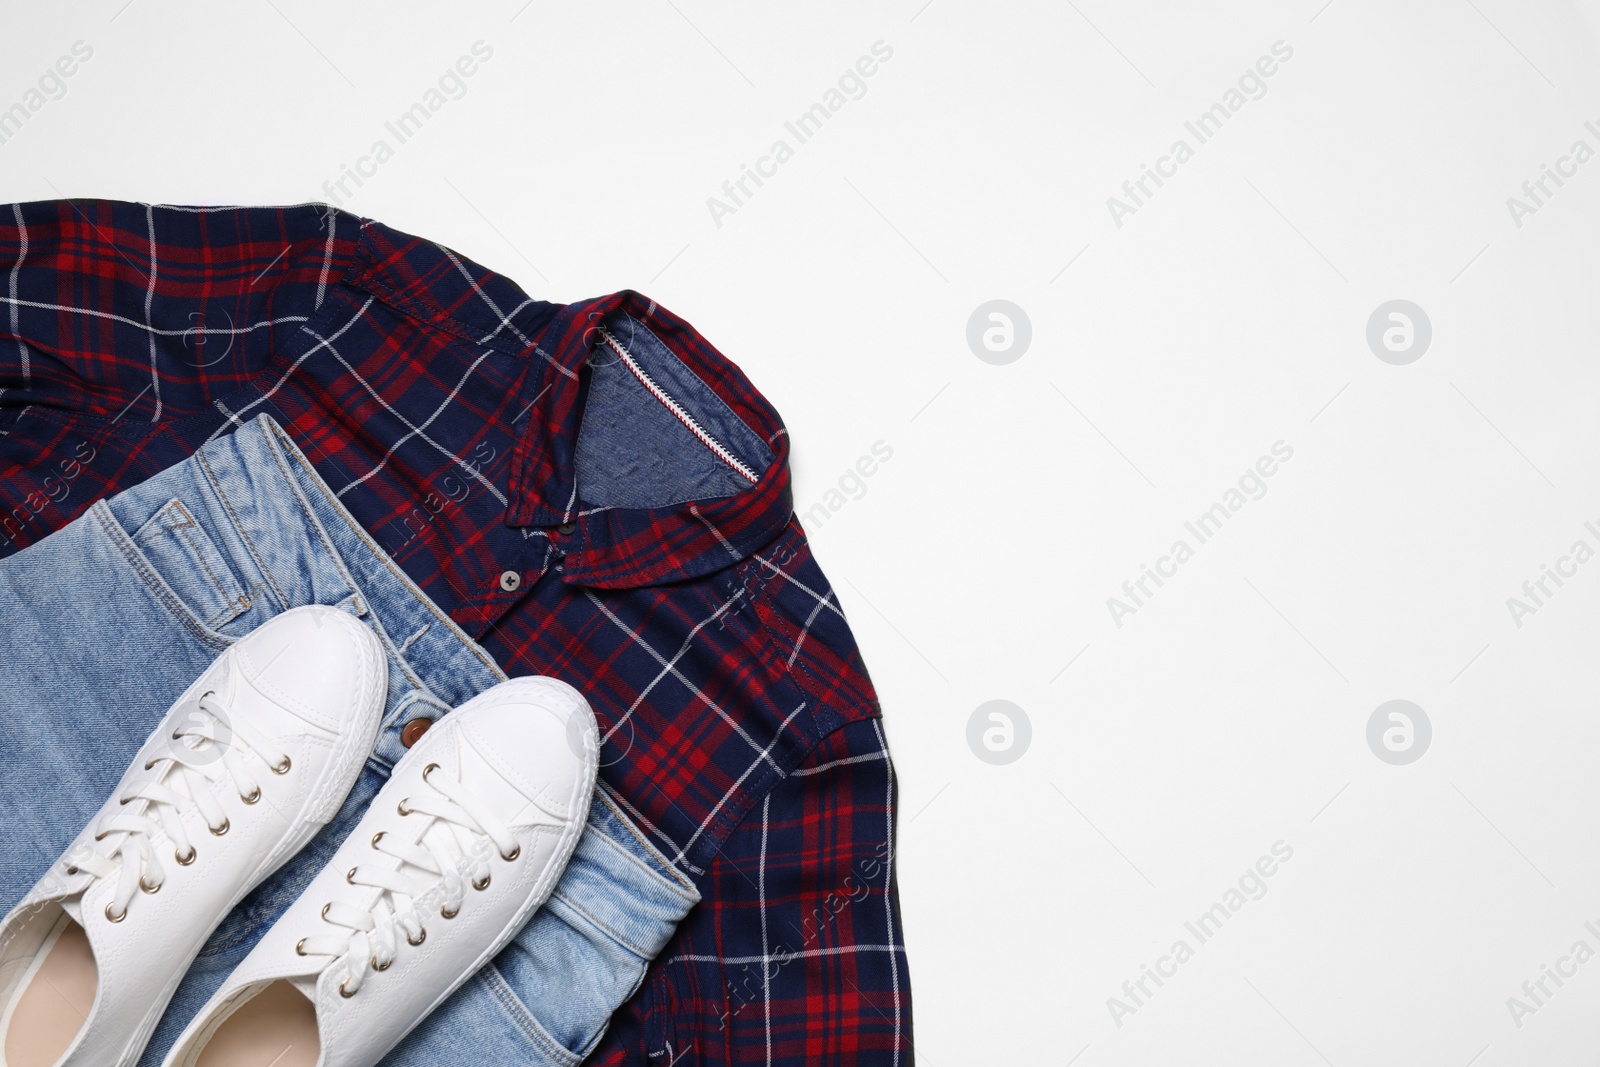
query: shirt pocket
129 499 254 630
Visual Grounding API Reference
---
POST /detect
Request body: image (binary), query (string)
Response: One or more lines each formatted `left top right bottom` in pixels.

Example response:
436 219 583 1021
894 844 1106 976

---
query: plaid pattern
0 200 910 1064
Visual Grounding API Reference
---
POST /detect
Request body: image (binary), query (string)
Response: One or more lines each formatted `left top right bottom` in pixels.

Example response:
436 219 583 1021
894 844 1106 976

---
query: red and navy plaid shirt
0 200 910 1065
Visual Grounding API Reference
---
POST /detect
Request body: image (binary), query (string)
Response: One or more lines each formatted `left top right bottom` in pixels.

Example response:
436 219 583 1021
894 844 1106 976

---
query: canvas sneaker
0 605 387 1067
161 676 599 1067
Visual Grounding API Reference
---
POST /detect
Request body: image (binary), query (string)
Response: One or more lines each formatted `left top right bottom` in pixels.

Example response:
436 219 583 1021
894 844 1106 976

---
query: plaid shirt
0 200 910 1065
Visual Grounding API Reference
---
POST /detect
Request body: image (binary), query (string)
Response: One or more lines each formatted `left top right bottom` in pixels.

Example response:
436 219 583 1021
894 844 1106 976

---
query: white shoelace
64 691 290 923
297 763 519 997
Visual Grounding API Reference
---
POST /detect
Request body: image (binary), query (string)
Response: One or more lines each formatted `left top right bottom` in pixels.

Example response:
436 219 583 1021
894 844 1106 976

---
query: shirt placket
454 517 578 638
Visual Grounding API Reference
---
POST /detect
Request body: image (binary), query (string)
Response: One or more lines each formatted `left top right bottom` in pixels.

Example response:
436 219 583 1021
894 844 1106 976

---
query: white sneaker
0 605 387 1067
161 676 599 1067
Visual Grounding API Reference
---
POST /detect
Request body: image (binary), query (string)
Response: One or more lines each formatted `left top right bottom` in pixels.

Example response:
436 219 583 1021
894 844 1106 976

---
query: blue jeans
0 415 699 1066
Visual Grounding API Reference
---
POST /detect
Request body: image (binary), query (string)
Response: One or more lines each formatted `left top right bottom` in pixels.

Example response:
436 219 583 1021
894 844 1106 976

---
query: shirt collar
351 221 793 590
509 291 794 588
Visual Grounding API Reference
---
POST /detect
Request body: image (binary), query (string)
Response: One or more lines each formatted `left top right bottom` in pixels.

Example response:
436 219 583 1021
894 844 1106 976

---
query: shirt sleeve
0 201 355 554
0 199 342 424
587 716 912 1065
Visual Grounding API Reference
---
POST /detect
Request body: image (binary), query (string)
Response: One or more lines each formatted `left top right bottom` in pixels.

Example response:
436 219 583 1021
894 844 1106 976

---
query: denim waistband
190 416 507 769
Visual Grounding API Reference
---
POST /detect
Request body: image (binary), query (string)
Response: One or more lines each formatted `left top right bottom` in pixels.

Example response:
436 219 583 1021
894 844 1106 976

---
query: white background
6 1 1600 1062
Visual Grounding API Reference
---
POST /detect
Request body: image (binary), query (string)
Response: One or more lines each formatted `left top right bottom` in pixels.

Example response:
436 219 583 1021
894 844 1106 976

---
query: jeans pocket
127 498 254 629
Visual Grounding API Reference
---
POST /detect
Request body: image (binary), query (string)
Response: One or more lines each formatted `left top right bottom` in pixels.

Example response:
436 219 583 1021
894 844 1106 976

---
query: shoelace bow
298 763 520 997
64 691 290 923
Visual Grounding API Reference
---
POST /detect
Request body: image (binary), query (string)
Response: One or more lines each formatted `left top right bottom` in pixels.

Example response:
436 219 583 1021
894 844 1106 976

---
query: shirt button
400 718 432 747
499 570 521 592
557 522 576 535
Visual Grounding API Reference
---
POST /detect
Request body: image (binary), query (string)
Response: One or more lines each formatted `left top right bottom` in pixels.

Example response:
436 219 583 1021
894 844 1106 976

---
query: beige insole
194 980 320 1067
4 916 97 1067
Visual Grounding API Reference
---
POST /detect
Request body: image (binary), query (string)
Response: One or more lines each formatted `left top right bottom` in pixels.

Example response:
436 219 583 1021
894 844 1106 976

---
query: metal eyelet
175 846 197 866
407 928 427 946
321 902 335 923
140 876 162 895
105 902 127 923
397 799 414 816
94 830 112 842
241 787 261 805
271 756 292 775
295 939 309 957
422 763 441 783
472 874 491 891
209 819 230 837
371 956 391 973
144 759 158 771
339 979 358 999
371 831 386 849
440 903 460 920
346 867 359 885
500 845 520 863
63 865 79 876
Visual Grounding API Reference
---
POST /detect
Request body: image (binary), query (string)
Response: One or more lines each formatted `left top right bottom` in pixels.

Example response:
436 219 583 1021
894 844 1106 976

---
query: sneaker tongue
397 736 536 878
452 731 544 827
216 647 329 741
418 816 462 860
59 896 85 926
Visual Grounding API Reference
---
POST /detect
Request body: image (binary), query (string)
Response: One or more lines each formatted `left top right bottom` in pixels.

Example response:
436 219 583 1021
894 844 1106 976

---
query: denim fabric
0 414 699 1066
575 313 774 509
